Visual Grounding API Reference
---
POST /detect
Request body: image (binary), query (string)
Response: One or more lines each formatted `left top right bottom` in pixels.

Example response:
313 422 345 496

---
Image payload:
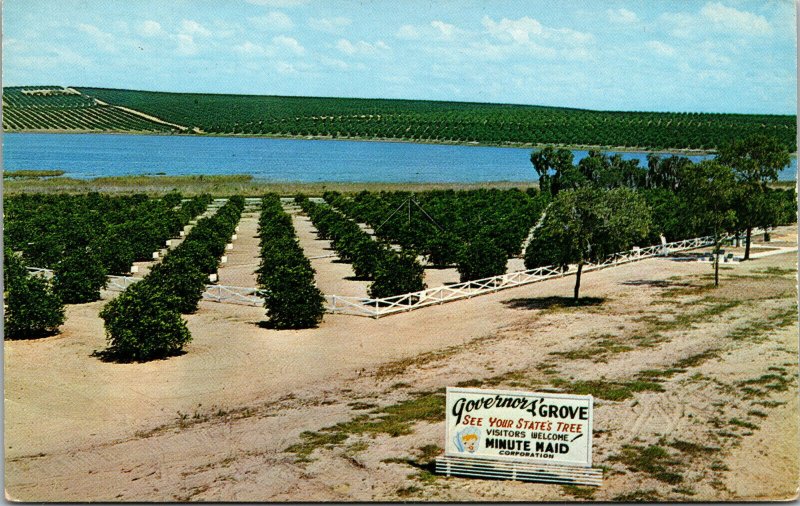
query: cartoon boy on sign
454 427 481 453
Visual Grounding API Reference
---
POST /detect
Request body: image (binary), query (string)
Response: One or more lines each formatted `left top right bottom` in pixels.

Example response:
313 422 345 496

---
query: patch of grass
550 335 632 362
611 489 661 502
608 445 683 484
552 378 664 401
672 486 696 496
455 379 484 388
727 306 798 341
675 349 719 368
395 485 422 498
637 368 685 380
747 410 768 418
345 441 369 454
729 418 759 430
348 401 378 410
667 439 719 456
286 392 445 461
739 374 791 393
710 461 730 471
752 266 796 276
751 400 786 408
376 334 499 379
561 485 596 499
417 444 443 463
285 431 349 461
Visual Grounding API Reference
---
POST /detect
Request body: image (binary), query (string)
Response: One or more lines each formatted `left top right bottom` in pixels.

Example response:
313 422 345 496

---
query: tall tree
530 146 580 196
716 134 791 259
524 187 651 301
680 161 740 287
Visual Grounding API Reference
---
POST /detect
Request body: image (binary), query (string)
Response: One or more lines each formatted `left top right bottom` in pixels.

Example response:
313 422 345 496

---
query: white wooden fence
25 233 722 317
322 234 718 318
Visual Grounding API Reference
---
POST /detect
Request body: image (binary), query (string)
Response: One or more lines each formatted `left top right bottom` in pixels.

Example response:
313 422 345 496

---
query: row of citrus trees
323 189 548 283
256 195 325 328
4 193 212 339
5 192 211 275
100 196 245 361
75 87 796 151
296 196 427 298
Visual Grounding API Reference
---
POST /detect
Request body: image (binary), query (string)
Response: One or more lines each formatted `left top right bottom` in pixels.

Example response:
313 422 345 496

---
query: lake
3 133 797 182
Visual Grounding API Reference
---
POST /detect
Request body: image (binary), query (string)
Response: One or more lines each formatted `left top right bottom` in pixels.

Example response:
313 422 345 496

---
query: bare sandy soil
215 210 261 287
5 226 798 502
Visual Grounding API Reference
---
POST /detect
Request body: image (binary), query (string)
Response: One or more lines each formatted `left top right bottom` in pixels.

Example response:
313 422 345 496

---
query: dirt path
5 226 797 501
215 211 261 287
287 204 370 298
92 97 189 131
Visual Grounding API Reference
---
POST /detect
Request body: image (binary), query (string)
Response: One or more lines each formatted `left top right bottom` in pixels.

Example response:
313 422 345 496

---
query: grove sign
445 387 593 467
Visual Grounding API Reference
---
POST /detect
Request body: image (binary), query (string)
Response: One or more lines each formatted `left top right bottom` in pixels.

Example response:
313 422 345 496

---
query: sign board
445 387 593 468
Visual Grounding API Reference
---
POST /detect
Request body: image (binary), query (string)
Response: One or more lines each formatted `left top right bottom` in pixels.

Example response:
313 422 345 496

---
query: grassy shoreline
5 174 795 197
3 174 543 196
4 128 743 157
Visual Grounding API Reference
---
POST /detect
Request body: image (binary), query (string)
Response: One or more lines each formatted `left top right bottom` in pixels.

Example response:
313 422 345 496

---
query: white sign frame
445 387 593 468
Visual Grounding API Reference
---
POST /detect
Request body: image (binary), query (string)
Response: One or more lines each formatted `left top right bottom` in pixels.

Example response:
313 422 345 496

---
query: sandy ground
5 226 798 501
215 210 261 287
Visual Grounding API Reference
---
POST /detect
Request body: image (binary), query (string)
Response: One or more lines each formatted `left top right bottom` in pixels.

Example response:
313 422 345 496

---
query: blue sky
3 0 796 114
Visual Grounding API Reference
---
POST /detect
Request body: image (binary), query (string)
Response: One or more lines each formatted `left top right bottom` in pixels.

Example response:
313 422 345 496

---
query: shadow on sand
503 296 605 310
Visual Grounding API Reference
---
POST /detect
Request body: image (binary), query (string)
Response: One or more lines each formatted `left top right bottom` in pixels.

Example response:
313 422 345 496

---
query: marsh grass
5 174 537 196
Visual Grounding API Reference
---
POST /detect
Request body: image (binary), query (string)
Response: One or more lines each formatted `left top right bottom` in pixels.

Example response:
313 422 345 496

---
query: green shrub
369 252 426 298
4 269 65 339
524 232 566 270
162 191 183 208
52 248 108 303
426 232 459 267
98 234 136 275
457 237 507 282
148 256 207 314
261 264 325 329
99 281 191 361
4 247 28 287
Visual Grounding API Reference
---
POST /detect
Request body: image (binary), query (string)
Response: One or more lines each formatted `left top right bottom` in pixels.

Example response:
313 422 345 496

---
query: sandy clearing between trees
215 210 261 287
5 227 798 501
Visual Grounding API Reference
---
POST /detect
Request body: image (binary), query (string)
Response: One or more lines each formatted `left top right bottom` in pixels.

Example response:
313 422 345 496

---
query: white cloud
308 16 351 33
430 20 457 40
137 20 166 38
482 16 592 46
233 41 274 57
180 20 212 38
335 38 390 56
394 20 462 41
663 2 772 38
395 24 421 40
249 11 294 31
77 23 116 50
646 40 676 58
272 35 305 55
319 55 350 70
275 61 298 74
700 2 772 36
607 8 639 24
175 34 198 56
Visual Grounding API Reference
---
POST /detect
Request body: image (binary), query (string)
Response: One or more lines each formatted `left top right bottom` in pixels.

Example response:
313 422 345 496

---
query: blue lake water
3 133 797 182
